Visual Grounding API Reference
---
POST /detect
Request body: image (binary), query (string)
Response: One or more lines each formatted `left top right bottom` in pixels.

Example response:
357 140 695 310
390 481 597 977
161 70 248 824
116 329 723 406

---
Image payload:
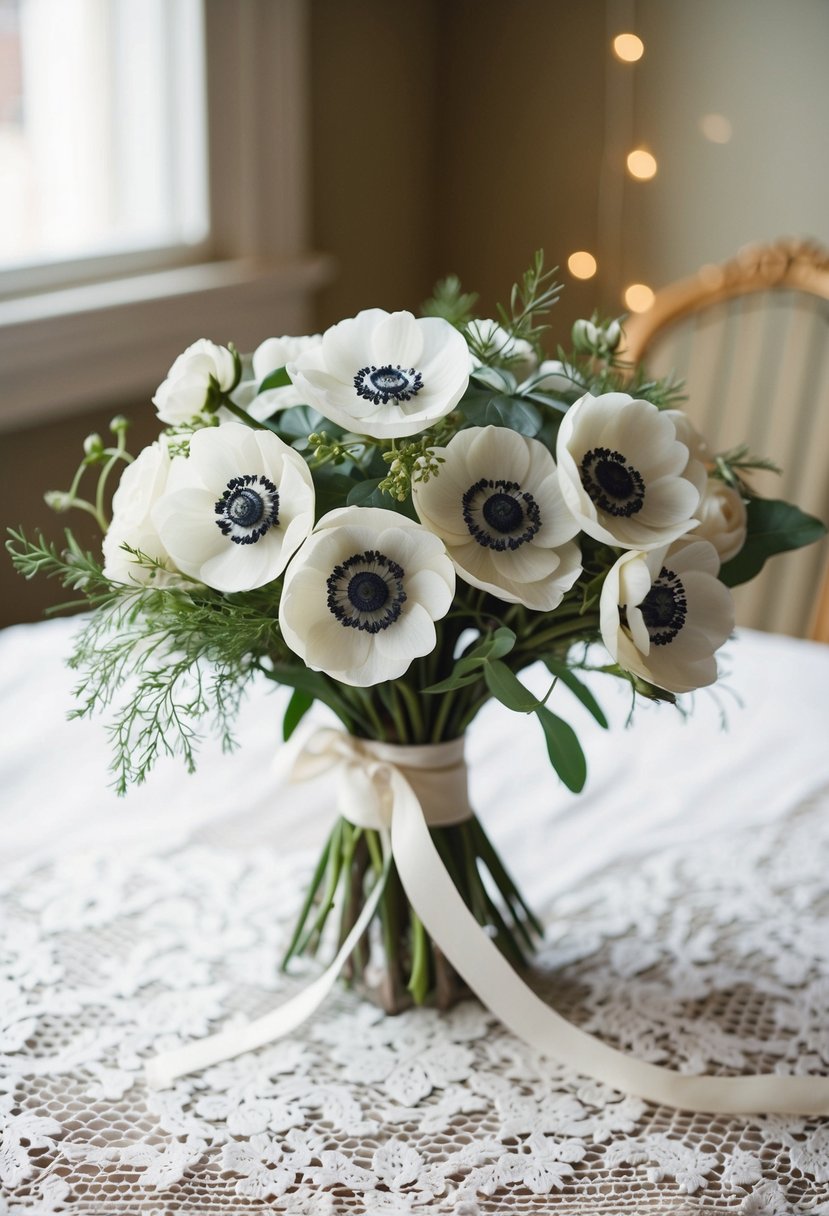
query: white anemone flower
600 538 734 694
694 480 748 563
467 318 537 380
152 423 314 593
233 334 323 422
103 439 177 585
286 309 469 440
153 339 238 426
412 426 581 610
557 392 706 550
279 506 455 686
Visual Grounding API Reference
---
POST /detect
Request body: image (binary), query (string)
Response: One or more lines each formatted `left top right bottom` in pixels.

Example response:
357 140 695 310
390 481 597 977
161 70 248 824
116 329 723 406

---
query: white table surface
2 617 829 1214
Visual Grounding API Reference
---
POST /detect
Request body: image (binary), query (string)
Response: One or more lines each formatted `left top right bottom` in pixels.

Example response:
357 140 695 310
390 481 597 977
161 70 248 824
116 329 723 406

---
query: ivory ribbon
146 731 829 1114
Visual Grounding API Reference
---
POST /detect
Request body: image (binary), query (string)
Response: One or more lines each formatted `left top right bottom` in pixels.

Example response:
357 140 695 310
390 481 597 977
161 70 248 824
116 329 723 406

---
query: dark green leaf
464 626 516 662
283 687 314 741
313 469 359 518
258 366 292 392
460 392 543 436
346 478 387 508
542 657 609 728
484 660 540 712
536 705 587 792
719 498 826 587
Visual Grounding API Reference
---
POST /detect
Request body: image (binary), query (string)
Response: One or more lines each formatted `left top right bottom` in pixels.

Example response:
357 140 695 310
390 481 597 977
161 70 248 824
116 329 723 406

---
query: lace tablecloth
2 618 829 1215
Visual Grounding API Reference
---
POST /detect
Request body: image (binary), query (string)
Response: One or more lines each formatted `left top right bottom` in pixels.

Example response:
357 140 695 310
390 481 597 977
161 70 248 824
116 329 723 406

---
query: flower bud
45 491 73 512
83 433 104 457
572 319 599 352
109 415 129 433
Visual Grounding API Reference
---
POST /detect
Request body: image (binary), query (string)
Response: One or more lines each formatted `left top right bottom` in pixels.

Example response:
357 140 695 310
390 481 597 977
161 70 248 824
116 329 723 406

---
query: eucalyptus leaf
346 479 387 508
536 705 587 792
273 404 328 440
484 660 540 712
460 392 543 436
719 498 826 587
464 626 516 662
258 366 292 392
542 657 609 728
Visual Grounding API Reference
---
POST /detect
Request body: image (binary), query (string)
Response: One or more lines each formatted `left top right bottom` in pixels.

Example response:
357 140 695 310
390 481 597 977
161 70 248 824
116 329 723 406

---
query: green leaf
258 366 292 392
346 478 387 508
313 468 359 517
536 705 587 792
460 392 543 436
464 626 516 662
421 664 482 695
275 404 329 440
484 660 540 712
719 498 827 587
283 687 314 741
542 657 609 728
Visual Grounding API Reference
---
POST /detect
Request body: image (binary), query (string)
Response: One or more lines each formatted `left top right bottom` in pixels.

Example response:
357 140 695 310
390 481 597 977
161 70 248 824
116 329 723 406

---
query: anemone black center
640 566 687 645
579 447 645 518
353 364 424 406
227 487 265 528
347 570 389 614
462 477 542 551
482 492 524 534
215 474 280 545
327 549 407 633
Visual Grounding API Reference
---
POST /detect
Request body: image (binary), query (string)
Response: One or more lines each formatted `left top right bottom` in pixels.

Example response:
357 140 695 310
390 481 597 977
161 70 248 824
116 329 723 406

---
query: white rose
694 480 748 563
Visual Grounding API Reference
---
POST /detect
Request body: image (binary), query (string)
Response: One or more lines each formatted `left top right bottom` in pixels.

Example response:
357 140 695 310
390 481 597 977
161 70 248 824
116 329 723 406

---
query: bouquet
8 252 825 1019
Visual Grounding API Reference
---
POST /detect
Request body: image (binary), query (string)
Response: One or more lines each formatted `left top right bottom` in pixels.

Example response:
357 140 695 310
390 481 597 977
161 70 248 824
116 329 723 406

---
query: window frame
0 0 331 431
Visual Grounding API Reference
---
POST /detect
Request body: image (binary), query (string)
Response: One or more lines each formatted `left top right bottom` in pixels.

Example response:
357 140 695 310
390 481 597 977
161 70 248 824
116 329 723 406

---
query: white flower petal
289 309 469 440
558 392 703 550
600 538 733 694
413 426 581 609
278 506 454 685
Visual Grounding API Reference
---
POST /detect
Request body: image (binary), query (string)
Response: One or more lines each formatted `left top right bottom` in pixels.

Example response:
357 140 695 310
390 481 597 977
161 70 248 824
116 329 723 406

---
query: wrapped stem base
282 813 543 1014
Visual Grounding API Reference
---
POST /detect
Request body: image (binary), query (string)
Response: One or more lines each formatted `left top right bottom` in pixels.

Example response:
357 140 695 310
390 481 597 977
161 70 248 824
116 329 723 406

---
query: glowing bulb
567 251 597 280
700 113 733 144
613 33 644 62
626 149 658 180
624 283 655 313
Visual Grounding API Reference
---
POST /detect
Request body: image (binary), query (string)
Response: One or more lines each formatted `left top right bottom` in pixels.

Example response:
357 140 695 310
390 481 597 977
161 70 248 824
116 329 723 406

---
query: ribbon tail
145 847 392 1089
388 770 829 1117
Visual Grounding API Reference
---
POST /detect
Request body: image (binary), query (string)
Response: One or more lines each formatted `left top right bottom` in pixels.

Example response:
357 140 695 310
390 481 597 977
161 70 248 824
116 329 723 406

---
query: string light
624 284 655 313
567 251 597 280
612 33 644 62
626 149 658 180
700 113 733 144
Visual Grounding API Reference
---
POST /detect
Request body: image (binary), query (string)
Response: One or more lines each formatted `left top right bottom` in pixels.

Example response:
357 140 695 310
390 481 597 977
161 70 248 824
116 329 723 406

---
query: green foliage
719 498 827 587
420 274 479 329
459 390 544 437
535 705 587 793
497 249 563 356
542 657 609 728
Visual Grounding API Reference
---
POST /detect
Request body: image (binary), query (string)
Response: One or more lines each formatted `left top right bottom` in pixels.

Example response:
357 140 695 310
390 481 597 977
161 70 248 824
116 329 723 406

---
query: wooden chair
622 238 829 639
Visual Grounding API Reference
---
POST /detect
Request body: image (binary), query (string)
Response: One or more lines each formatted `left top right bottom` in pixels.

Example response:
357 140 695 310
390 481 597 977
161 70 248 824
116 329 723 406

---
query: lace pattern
3 786 828 1214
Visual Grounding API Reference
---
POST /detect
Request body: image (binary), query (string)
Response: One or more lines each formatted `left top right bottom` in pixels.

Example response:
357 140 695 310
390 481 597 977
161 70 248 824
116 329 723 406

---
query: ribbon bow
147 730 829 1115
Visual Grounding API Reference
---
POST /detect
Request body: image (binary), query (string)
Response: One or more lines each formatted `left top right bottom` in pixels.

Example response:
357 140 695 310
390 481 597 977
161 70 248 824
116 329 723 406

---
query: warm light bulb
624 283 655 312
613 33 644 62
700 113 733 144
567 251 597 280
626 149 658 180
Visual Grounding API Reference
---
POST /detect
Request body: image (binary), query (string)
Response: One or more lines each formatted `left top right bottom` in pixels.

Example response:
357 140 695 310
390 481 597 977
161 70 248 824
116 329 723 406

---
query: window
0 0 208 294
0 0 328 430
